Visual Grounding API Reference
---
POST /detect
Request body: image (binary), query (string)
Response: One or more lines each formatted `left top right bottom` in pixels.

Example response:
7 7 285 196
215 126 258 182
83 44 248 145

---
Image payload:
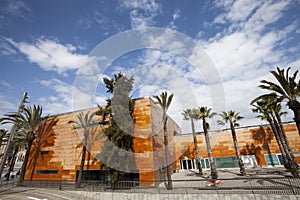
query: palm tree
252 98 288 164
259 67 300 135
28 117 57 180
5 130 27 180
218 111 246 176
197 106 218 181
0 105 44 183
76 127 103 170
182 109 203 175
153 91 174 190
68 111 95 188
0 129 7 149
0 129 8 160
251 96 299 177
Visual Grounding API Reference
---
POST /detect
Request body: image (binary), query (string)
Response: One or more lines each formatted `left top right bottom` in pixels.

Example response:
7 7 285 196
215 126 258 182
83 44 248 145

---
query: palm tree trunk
76 137 87 188
87 151 91 170
29 146 40 181
230 122 246 176
19 139 33 184
191 118 203 175
288 100 300 136
163 119 172 190
272 115 299 177
76 146 86 188
202 118 218 181
276 112 299 169
267 117 289 168
6 146 19 181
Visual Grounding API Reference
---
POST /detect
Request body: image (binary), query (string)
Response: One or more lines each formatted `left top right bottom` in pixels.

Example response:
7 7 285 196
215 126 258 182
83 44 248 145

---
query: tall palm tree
0 105 44 183
153 91 174 190
251 97 299 177
182 109 203 175
259 67 300 135
197 106 218 181
252 98 288 164
218 111 246 176
69 111 95 188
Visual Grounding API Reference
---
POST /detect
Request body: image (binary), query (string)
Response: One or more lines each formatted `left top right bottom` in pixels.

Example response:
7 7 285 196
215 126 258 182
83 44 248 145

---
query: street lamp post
0 92 28 179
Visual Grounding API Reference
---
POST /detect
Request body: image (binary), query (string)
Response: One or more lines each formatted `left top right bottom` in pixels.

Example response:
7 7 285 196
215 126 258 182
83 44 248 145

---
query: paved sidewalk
172 167 292 180
158 167 297 189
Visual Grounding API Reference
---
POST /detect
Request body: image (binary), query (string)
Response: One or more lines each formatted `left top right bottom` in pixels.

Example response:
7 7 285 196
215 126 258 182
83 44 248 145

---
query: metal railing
0 179 19 191
18 177 300 195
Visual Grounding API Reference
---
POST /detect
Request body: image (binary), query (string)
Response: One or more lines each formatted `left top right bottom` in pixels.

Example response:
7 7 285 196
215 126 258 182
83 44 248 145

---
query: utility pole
0 92 28 179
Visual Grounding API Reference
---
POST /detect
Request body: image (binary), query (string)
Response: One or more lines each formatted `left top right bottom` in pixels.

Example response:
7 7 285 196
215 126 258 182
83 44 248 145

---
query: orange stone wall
26 97 181 184
25 109 104 181
26 97 300 182
174 123 300 169
132 97 180 186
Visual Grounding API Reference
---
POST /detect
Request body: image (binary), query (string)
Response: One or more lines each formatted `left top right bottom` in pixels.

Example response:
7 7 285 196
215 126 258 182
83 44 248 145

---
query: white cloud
4 0 31 20
141 29 185 55
119 0 161 28
200 0 295 82
168 9 181 30
187 0 298 132
38 78 106 115
226 0 261 23
246 1 290 32
38 79 74 114
0 93 18 130
119 0 161 13
0 37 17 56
75 18 93 29
5 37 88 75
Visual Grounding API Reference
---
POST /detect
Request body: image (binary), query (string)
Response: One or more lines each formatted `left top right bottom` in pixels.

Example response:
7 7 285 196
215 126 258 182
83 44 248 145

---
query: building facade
25 97 180 186
175 123 300 171
24 97 300 184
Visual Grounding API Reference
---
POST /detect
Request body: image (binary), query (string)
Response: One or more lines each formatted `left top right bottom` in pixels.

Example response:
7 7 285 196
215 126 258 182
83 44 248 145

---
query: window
41 151 49 155
37 170 58 175
264 154 280 166
181 156 243 170
180 158 210 170
214 156 239 168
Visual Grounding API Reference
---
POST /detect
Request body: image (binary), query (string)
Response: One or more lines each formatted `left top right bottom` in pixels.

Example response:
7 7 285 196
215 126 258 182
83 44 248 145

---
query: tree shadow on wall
180 144 195 160
252 126 276 165
240 143 262 165
28 116 58 180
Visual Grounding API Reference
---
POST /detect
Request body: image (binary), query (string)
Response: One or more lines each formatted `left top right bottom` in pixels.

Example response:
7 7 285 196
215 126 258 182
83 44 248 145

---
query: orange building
25 97 180 186
25 97 300 184
175 123 300 171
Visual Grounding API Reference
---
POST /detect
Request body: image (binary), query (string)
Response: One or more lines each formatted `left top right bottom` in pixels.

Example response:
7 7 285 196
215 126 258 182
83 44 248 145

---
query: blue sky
0 0 299 133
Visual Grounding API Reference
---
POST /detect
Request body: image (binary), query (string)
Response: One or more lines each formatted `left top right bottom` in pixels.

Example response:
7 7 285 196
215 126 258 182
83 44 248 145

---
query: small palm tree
182 109 203 175
5 130 27 180
69 111 95 188
197 106 218 181
0 129 8 149
259 67 300 135
153 91 174 190
218 111 246 176
76 127 104 170
0 105 44 183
